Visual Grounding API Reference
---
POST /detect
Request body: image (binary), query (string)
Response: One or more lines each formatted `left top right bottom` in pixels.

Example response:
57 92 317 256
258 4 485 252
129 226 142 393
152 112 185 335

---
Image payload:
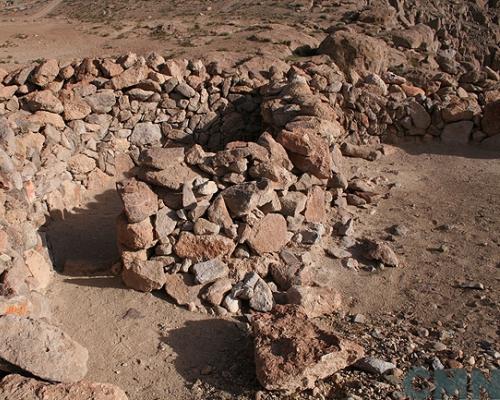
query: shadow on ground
161 318 259 395
40 189 122 276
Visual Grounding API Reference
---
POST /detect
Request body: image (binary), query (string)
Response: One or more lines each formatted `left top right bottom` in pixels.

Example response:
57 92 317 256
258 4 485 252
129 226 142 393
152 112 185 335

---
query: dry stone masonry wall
0 23 499 395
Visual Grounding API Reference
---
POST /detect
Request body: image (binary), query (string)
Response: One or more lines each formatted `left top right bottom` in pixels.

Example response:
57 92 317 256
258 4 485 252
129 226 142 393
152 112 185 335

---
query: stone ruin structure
0 23 499 396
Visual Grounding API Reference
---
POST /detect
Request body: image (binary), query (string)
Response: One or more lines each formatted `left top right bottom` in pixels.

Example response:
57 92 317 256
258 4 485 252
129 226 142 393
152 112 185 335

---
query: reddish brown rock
286 285 342 318
139 164 199 191
174 232 235 262
252 305 364 392
304 186 326 223
164 273 202 306
318 30 390 74
111 65 149 90
62 95 92 121
0 374 128 400
0 86 17 101
365 240 400 267
99 59 125 78
116 214 154 250
202 278 233 306
138 147 185 169
220 181 273 218
121 259 165 292
277 129 332 179
247 213 288 255
23 249 53 292
22 90 63 114
31 59 59 87
117 178 158 223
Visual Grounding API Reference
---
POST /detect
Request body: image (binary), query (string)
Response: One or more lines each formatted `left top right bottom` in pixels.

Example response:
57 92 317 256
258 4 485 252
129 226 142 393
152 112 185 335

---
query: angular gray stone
130 122 162 146
191 259 229 284
355 357 396 375
0 315 88 383
249 278 274 312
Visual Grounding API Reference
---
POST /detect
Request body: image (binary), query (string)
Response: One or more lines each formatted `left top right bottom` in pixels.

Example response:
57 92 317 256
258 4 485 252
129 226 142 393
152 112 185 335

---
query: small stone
325 246 351 259
191 259 229 284
164 273 201 306
193 218 220 235
338 218 355 236
203 278 233 306
458 282 485 290
249 278 274 312
117 214 154 250
222 294 240 313
365 241 400 267
174 232 235 262
431 357 445 370
130 122 162 146
352 314 366 324
247 213 288 255
121 259 165 292
355 357 396 375
117 178 158 223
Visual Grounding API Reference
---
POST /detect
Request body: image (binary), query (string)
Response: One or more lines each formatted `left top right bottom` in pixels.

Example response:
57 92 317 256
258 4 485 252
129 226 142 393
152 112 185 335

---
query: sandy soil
45 142 500 400
0 0 334 70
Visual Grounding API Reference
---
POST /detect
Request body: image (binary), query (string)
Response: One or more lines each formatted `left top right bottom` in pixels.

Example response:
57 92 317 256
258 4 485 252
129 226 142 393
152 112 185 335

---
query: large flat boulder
252 305 364 392
0 316 88 383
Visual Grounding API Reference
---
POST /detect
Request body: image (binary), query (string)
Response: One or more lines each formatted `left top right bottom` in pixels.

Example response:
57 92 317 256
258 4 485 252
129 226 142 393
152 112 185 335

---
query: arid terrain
0 0 499 399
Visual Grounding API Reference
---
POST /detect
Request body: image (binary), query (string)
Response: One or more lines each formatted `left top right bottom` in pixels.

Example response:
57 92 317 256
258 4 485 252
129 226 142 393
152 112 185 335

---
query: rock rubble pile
0 15 498 394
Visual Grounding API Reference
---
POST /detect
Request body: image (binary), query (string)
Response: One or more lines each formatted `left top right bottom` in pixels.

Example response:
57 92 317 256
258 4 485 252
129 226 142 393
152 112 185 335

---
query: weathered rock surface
247 213 289 255
319 30 391 74
251 305 364 392
117 178 158 223
0 374 128 400
0 316 88 383
286 285 342 318
365 241 400 267
174 232 236 262
121 259 166 292
191 259 229 284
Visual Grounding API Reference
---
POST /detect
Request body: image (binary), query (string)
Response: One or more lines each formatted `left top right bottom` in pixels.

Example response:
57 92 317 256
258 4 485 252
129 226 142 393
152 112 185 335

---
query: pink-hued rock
277 129 332 179
247 213 289 255
0 316 88 383
117 178 158 223
121 259 166 292
0 374 128 400
174 232 235 262
304 186 326 223
252 305 364 392
116 214 154 251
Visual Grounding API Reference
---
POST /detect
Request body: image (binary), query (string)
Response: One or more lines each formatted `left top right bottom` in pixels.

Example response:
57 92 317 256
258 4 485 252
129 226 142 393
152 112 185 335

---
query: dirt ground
2 0 499 397
45 142 500 400
0 0 336 69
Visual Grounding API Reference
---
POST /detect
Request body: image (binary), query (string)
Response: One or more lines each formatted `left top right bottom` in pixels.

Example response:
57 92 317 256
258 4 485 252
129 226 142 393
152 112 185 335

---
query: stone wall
0 49 498 391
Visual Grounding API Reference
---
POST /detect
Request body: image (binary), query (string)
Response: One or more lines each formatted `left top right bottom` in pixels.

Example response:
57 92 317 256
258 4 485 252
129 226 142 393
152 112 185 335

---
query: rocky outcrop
0 316 88 383
252 305 364 392
0 374 128 400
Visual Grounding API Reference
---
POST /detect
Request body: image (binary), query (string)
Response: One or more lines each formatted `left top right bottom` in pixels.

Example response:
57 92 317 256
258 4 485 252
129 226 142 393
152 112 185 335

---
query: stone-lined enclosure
0 28 499 396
